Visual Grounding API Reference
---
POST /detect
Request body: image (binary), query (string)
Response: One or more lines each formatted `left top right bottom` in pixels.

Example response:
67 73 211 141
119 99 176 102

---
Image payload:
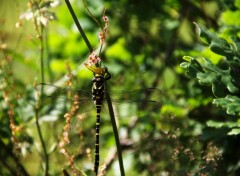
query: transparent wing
103 88 162 118
37 83 162 116
38 83 161 103
105 88 161 104
37 83 92 102
36 83 95 113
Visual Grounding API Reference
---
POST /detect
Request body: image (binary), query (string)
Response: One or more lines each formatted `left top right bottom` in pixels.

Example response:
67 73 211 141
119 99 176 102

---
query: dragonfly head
84 63 111 80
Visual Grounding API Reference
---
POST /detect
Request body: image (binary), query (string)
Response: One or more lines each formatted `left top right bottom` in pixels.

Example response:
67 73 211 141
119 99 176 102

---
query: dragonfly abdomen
94 105 101 175
92 75 105 175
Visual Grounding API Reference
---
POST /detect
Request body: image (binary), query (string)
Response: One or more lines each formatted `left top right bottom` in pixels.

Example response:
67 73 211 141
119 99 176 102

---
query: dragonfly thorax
92 75 105 104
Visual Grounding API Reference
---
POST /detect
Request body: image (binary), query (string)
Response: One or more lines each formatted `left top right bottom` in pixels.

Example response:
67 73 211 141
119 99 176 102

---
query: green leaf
201 47 223 64
207 120 240 135
207 120 239 128
207 120 225 128
182 56 192 62
213 95 240 115
181 57 239 97
209 39 233 58
194 23 240 61
228 128 240 135
160 104 188 117
180 56 204 78
194 22 215 45
231 37 240 60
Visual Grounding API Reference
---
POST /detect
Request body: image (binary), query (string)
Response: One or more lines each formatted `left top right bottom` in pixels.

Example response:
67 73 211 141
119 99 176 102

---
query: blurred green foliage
181 19 240 131
1 0 240 175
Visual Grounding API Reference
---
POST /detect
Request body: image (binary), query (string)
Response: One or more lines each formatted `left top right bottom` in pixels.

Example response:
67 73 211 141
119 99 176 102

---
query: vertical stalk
105 87 125 176
40 24 45 85
35 24 49 176
35 107 49 175
28 0 48 174
65 0 93 53
44 27 54 83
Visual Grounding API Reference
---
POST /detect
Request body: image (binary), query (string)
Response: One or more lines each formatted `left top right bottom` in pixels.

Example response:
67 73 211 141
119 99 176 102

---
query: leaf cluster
181 23 240 133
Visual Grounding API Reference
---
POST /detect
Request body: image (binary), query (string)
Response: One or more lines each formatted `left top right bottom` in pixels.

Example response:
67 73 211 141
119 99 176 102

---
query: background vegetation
1 0 240 175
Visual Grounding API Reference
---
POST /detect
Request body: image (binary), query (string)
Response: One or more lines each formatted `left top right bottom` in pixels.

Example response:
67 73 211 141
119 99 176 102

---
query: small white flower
18 0 58 28
19 11 34 21
50 0 60 7
39 16 48 26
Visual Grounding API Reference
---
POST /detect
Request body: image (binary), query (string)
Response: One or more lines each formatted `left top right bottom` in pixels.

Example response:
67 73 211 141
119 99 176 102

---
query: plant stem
36 24 49 176
40 25 45 85
35 106 49 176
105 87 125 176
65 0 93 53
44 27 54 83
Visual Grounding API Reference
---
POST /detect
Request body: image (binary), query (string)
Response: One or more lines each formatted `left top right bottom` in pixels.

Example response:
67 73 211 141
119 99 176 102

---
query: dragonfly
38 65 161 175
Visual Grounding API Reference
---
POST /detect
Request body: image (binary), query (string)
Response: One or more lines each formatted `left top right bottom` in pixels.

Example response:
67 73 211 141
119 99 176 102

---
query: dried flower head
99 15 109 44
87 51 101 65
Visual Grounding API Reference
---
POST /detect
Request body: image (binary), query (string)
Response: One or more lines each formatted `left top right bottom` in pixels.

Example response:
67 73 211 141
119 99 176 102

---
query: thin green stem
35 106 49 175
40 25 45 85
44 27 54 83
65 0 93 53
36 24 49 176
105 86 125 176
82 0 103 31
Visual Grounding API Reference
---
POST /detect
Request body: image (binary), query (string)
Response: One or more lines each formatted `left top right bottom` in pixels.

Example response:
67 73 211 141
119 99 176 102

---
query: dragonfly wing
36 84 161 118
103 88 162 118
36 83 95 113
105 88 162 104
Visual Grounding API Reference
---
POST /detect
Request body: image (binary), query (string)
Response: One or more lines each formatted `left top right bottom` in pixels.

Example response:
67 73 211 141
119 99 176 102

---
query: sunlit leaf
228 128 240 135
213 95 240 115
